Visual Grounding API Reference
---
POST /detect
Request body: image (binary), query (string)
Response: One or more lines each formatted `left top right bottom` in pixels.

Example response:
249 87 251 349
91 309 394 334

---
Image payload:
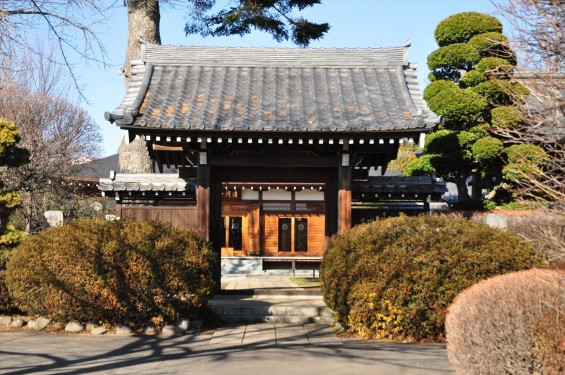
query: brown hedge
5 219 217 328
446 269 564 375
320 214 544 342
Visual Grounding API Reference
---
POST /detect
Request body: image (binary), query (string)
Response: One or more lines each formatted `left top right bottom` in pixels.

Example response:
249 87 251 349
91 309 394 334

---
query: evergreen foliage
320 215 544 342
184 0 329 47
434 12 502 46
5 219 217 328
404 12 548 205
0 119 29 268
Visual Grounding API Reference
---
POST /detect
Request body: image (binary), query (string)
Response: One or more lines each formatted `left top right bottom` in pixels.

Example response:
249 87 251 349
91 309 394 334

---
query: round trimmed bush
426 87 488 129
434 12 503 46
5 219 217 328
446 269 564 374
320 214 544 342
491 106 524 129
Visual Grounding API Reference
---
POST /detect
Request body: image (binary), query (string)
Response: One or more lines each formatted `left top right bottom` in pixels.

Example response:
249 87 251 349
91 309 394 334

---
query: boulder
0 316 12 326
85 322 100 332
10 318 24 328
143 324 158 335
91 327 108 335
161 325 184 336
34 317 51 331
115 325 133 335
176 318 190 332
65 321 84 333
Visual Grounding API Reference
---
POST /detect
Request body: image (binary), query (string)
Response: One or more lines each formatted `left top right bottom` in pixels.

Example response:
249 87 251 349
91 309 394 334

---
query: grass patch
290 277 321 287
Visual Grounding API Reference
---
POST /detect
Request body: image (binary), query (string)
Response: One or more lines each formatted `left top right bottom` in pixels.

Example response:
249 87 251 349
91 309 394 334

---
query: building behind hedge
100 41 444 271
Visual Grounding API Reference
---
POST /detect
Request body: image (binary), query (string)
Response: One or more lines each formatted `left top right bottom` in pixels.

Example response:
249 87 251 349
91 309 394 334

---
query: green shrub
470 81 510 105
423 80 459 101
474 57 514 76
5 219 217 328
491 106 523 129
320 214 544 342
459 70 486 88
434 12 503 46
428 43 481 81
467 32 510 57
446 269 564 375
426 87 488 129
471 136 504 162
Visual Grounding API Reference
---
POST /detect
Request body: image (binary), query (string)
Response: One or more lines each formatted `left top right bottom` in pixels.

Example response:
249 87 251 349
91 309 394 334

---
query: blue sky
83 0 508 157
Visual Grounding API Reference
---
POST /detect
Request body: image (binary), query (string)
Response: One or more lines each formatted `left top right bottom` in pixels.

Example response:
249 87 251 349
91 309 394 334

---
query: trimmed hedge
320 214 544 342
0 270 18 314
446 269 564 374
5 219 217 328
434 12 503 46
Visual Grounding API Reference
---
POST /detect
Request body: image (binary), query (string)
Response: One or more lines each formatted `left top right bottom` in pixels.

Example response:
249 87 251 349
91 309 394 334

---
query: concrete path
221 275 297 290
0 330 453 374
0 276 454 374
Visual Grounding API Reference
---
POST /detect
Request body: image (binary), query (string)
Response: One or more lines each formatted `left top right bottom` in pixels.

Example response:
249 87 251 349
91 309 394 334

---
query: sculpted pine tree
0 119 29 268
404 12 548 206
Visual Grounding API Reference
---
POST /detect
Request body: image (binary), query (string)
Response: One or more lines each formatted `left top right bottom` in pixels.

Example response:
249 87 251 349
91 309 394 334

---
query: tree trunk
471 171 482 200
123 0 161 85
455 177 470 202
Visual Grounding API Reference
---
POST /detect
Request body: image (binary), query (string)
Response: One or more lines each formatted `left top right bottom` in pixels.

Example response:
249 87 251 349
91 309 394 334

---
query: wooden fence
118 206 197 229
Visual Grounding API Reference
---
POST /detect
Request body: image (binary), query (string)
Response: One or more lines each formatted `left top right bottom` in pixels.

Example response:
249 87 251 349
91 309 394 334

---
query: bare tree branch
0 1 118 99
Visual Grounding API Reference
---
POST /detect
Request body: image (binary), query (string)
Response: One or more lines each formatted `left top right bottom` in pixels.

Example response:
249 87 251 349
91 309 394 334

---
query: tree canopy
405 11 548 206
184 0 329 47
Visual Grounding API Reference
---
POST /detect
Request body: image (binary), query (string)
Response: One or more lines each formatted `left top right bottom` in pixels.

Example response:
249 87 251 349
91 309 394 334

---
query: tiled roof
107 43 440 134
98 173 194 192
353 176 447 195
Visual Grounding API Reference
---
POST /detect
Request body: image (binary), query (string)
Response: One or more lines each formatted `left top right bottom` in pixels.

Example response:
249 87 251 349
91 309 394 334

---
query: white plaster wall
241 189 259 200
262 190 292 200
296 190 324 201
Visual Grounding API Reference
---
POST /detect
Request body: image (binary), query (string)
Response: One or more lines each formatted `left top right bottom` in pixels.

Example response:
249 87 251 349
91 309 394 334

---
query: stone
65 321 84 333
143 324 158 335
115 325 133 335
10 318 24 328
43 211 64 229
51 322 65 331
485 213 508 231
91 327 108 335
0 316 12 326
176 318 190 332
161 325 184 336
190 320 204 330
85 322 100 332
34 317 51 331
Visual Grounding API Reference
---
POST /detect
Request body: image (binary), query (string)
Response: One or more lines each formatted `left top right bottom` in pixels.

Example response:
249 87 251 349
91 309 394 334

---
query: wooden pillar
197 152 210 240
338 164 352 233
209 173 222 293
324 172 338 251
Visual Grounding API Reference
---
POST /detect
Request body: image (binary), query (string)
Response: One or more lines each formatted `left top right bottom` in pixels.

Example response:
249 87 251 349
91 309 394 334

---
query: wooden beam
338 165 352 233
324 174 338 251
152 144 184 152
209 154 336 168
197 163 210 240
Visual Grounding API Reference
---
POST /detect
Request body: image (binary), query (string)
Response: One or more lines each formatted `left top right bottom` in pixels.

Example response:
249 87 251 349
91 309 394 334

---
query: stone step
217 288 322 298
207 296 335 324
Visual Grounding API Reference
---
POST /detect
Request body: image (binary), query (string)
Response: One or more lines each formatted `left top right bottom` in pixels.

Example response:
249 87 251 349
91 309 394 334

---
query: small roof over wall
99 173 194 193
106 42 440 135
